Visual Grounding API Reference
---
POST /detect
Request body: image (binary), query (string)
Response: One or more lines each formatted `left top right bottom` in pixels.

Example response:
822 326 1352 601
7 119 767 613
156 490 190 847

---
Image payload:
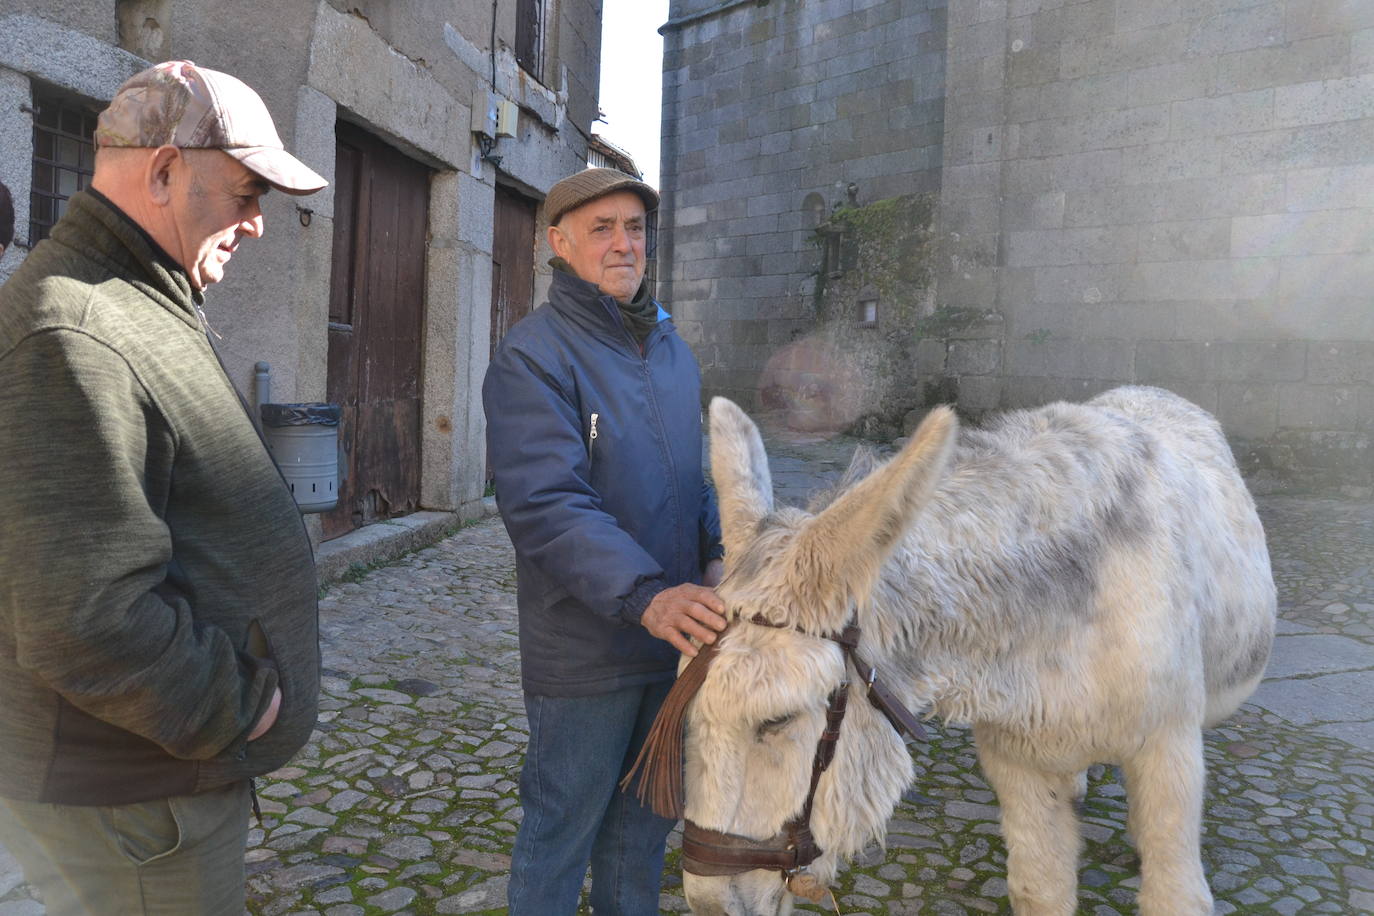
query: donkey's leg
1121 727 1213 915
975 730 1081 916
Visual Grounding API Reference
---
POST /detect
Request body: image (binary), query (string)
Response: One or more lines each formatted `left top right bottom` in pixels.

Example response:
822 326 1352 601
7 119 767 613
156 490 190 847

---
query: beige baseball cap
546 167 658 226
95 60 326 196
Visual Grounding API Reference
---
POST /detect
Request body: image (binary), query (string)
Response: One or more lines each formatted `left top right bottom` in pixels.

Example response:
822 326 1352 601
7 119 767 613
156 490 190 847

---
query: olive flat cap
546 167 658 226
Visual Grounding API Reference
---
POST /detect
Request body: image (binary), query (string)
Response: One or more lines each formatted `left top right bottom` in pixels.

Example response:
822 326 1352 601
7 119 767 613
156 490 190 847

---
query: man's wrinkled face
548 190 647 304
170 150 269 290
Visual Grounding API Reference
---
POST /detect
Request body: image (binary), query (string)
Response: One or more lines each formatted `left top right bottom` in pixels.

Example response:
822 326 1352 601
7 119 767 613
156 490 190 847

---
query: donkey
665 386 1276 915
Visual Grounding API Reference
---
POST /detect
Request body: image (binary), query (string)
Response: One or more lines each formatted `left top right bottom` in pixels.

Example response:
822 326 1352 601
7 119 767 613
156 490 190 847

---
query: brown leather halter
622 614 927 884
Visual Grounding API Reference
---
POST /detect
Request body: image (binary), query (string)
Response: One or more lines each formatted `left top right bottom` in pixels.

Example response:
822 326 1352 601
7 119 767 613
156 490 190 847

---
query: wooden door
324 122 430 539
490 183 537 355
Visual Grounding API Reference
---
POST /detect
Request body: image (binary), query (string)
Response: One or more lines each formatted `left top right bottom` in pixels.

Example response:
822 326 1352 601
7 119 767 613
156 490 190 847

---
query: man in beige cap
0 61 324 914
483 168 727 913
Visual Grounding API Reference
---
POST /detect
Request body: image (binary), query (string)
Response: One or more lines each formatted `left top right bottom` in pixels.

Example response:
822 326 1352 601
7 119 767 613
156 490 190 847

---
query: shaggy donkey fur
682 386 1276 916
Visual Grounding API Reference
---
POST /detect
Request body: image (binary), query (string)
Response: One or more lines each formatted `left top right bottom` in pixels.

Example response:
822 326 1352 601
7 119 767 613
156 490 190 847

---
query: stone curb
314 498 499 586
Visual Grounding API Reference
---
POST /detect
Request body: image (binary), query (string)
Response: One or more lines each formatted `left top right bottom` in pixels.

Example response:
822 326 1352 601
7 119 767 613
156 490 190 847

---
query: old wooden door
324 122 430 539
490 183 537 355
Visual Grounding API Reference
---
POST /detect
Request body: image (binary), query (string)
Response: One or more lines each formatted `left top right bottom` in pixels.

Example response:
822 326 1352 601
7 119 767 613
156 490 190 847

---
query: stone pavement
2 430 1372 915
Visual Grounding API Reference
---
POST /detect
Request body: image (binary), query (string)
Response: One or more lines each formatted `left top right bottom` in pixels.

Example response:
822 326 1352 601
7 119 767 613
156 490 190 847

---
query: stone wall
760 193 940 437
662 0 1374 493
0 0 603 524
660 0 948 409
940 0 1374 493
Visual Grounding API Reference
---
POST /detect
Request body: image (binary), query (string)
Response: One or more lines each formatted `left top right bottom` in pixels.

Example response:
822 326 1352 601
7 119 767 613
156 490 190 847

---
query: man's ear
547 223 570 260
146 146 181 206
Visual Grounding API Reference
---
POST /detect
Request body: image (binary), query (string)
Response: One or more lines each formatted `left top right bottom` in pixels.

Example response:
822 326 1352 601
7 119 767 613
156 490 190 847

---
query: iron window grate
30 91 99 245
516 0 545 80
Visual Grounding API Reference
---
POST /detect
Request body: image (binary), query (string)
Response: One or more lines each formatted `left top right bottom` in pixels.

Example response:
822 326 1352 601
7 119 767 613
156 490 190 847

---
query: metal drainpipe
254 361 271 430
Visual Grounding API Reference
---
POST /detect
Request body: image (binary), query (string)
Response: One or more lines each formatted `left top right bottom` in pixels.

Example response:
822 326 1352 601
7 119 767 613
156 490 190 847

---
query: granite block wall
661 0 949 409
940 0 1374 491
662 0 1374 492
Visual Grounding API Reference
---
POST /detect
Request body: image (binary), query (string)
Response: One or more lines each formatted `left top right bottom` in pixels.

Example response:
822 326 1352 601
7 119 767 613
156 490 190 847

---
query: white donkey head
677 397 958 916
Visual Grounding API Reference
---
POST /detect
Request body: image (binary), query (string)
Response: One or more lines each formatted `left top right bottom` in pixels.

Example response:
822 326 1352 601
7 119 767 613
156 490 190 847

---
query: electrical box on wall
495 99 518 138
471 89 499 138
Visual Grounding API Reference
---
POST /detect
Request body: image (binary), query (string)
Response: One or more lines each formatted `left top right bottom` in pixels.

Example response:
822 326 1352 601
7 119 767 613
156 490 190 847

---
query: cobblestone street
2 435 1372 915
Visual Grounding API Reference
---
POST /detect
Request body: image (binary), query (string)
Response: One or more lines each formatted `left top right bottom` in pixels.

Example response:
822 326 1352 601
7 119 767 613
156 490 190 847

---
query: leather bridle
630 613 928 886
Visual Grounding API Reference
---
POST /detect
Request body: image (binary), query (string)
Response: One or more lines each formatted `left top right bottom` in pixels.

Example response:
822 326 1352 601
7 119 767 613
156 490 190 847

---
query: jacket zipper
588 412 599 472
194 304 222 340
596 294 688 579
632 328 685 575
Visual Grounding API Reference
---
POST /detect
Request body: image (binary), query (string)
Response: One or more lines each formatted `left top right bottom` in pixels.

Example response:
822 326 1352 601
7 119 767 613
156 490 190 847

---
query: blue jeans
507 680 676 916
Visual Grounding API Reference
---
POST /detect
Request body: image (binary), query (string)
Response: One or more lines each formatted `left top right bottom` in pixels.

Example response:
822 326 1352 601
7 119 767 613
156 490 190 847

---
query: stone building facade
0 0 604 537
660 0 1374 493
659 0 948 423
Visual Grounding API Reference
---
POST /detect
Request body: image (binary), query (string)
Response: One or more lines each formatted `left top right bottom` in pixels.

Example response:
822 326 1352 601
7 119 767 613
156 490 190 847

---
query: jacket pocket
109 796 183 866
587 411 600 474
245 618 274 664
243 618 282 743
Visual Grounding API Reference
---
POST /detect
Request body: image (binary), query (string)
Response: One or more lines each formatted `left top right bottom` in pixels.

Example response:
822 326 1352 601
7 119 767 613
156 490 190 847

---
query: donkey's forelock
701 627 844 724
716 512 813 629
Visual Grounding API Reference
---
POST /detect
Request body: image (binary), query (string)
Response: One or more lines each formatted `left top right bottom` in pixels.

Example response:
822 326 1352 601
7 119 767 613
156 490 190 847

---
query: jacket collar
546 267 671 351
52 190 205 332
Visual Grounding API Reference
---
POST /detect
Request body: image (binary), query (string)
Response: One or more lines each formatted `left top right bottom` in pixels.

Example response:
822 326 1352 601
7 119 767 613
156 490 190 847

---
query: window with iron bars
516 0 545 81
30 89 99 246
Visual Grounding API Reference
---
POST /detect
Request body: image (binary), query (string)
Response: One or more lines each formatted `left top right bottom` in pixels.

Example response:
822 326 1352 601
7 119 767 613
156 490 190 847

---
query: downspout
253 361 272 431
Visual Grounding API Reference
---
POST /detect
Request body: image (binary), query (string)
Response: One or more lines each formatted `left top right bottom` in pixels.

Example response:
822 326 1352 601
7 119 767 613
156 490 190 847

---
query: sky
598 0 669 188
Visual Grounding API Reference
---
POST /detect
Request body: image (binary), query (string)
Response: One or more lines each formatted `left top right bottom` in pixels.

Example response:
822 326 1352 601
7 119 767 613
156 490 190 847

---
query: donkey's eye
756 713 795 736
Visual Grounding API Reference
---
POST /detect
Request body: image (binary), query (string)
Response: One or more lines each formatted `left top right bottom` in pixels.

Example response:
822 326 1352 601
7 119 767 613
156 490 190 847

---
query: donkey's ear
709 397 774 559
790 407 958 632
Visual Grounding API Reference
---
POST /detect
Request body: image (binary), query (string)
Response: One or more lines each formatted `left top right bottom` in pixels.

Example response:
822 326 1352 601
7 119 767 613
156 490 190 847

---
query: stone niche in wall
758 192 944 439
116 0 170 61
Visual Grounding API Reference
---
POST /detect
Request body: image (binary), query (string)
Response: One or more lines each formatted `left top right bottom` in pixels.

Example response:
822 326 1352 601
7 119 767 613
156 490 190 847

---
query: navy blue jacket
483 269 723 696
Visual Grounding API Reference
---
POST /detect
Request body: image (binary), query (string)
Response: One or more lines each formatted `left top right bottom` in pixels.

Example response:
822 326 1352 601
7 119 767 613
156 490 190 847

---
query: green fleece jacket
0 190 320 805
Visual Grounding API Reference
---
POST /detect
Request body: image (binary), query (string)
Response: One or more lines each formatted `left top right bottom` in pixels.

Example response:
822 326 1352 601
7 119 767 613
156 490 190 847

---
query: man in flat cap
483 168 727 913
0 61 326 914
